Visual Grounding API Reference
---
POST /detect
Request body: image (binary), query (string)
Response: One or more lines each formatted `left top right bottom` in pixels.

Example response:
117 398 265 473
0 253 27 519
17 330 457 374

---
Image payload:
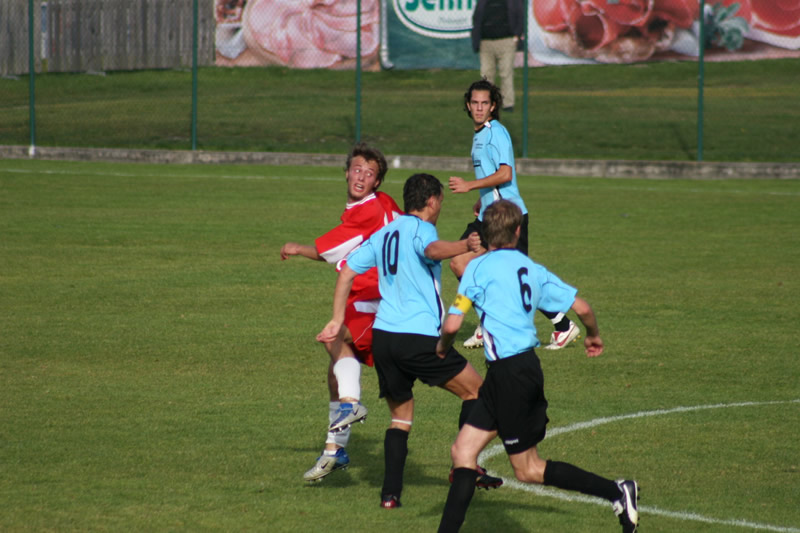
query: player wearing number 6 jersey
318 173 502 510
437 200 639 533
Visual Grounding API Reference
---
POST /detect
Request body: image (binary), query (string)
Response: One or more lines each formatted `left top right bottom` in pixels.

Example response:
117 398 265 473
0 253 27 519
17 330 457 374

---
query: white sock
326 401 350 448
332 357 361 402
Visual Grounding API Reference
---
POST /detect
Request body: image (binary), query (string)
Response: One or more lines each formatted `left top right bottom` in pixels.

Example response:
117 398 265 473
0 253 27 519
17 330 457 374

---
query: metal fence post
191 0 199 151
28 0 36 156
355 0 362 143
697 0 705 162
522 0 529 158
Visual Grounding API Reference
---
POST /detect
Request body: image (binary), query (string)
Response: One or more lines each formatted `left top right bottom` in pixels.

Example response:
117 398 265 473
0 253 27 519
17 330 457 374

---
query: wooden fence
0 0 215 76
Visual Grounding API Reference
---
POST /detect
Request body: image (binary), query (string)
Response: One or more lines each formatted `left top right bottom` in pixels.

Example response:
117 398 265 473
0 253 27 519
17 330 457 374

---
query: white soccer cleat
329 402 368 433
613 479 640 533
303 448 350 482
543 320 580 350
463 325 484 349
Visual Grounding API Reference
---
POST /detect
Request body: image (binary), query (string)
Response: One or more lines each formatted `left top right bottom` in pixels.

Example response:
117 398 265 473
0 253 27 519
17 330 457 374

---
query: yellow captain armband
451 294 473 314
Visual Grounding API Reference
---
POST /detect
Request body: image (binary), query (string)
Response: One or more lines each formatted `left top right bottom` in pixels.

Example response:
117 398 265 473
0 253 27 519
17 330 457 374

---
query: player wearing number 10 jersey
317 173 502 509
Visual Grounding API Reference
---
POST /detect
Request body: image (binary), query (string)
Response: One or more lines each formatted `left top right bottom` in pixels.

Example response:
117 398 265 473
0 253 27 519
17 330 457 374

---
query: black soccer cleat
613 479 640 533
449 466 504 490
475 466 504 490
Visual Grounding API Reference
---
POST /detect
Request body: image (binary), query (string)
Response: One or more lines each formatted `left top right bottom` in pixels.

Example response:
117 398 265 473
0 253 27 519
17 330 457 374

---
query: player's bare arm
571 296 604 358
280 242 322 261
448 165 512 194
448 175 471 194
316 264 358 343
437 292 472 357
436 312 465 359
424 232 480 261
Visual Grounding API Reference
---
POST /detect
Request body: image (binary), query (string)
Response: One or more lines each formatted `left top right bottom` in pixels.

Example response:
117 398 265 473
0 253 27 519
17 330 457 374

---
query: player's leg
496 37 516 110
438 362 481 401
303 359 353 482
438 423 497 533
328 306 375 432
370 329 418 508
541 310 581 349
438 358 503 489
509 448 639 532
381 396 413 508
479 40 497 85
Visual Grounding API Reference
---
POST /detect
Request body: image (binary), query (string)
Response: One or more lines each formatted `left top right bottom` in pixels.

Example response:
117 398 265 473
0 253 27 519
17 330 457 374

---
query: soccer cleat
303 448 350 482
613 479 640 533
543 320 580 350
380 494 402 509
329 401 368 433
449 466 504 490
463 325 484 349
476 466 504 489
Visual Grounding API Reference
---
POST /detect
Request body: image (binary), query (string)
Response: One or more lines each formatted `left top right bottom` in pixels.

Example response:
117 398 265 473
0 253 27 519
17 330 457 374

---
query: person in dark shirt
471 0 524 111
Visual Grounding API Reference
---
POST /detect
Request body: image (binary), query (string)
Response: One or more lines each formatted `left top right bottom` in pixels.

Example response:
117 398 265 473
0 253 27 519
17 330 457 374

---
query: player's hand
449 176 470 194
584 335 604 357
435 339 448 359
472 199 481 217
316 320 342 343
467 232 483 254
280 242 300 260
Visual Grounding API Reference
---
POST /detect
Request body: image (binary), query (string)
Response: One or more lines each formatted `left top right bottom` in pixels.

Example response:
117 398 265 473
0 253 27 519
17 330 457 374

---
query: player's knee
450 440 473 467
513 461 545 484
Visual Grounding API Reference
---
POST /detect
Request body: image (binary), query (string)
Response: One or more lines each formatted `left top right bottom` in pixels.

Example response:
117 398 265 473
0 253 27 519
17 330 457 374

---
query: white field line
2 166 800 197
479 399 800 532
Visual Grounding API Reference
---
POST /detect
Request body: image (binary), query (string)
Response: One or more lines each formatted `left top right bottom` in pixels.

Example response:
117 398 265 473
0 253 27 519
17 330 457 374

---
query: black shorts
465 349 549 455
460 213 529 255
371 329 468 403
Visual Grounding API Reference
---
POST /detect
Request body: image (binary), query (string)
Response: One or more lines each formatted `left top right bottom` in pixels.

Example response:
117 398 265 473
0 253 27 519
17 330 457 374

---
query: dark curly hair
463 78 503 122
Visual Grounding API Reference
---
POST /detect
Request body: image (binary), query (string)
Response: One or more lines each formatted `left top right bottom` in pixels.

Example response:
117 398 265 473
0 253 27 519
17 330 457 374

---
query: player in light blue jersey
436 200 639 533
318 173 503 509
448 79 579 351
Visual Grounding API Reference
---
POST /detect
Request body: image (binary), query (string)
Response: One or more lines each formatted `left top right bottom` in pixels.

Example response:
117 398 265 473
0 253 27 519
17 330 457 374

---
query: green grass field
2 59 799 162
1 159 799 532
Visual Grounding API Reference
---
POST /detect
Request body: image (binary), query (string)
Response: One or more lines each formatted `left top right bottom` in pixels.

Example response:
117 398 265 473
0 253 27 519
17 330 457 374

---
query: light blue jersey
450 249 577 361
346 215 444 337
472 120 528 221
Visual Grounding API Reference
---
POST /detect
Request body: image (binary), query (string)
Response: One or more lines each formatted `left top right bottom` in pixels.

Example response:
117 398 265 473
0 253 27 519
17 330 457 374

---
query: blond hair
483 200 522 248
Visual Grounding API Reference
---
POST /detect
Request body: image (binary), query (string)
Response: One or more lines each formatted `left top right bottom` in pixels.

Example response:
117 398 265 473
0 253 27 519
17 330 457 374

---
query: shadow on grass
419 490 570 533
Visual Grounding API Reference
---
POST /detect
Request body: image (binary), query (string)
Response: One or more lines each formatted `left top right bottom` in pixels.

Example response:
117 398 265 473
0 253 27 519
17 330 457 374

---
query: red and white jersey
315 191 402 303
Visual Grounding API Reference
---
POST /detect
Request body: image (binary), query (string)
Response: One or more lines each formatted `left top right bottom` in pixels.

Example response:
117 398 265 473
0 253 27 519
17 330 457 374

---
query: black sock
438 467 478 533
382 428 409 498
543 460 621 502
539 310 571 331
458 399 477 429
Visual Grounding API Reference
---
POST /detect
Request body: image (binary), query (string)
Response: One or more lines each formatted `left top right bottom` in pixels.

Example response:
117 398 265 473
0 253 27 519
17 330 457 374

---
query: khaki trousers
479 36 517 108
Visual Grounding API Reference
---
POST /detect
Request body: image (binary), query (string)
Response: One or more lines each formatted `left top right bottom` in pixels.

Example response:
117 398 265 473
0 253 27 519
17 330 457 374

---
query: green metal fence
2 0 799 163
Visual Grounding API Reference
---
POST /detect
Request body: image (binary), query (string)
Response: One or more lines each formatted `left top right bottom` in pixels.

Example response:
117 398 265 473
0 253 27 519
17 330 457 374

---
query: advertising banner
528 0 800 66
381 0 478 69
215 0 800 69
215 0 382 69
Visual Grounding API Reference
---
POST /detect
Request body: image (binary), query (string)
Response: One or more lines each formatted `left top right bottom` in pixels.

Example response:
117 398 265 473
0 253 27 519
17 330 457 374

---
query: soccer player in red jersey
280 143 402 482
